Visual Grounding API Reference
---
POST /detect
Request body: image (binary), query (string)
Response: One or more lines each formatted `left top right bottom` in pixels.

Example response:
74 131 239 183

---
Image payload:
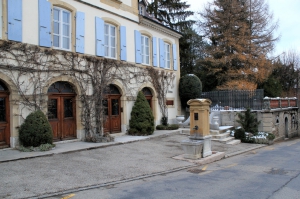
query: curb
225 144 268 158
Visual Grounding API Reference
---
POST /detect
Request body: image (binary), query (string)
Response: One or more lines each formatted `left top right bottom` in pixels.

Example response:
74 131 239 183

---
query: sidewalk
0 130 180 163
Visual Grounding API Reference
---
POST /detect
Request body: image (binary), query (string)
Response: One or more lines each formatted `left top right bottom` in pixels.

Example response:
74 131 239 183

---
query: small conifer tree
128 91 154 135
237 108 260 135
19 110 53 147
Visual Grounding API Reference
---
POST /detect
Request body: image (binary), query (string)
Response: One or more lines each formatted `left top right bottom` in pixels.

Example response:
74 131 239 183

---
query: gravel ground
0 133 264 199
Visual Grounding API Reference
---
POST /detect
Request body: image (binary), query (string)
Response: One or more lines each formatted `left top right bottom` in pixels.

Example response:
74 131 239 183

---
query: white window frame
164 42 170 69
141 35 150 65
104 23 116 59
52 7 71 51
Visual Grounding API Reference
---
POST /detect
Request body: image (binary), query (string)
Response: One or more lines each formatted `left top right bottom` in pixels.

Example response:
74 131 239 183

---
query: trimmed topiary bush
19 110 53 147
179 74 202 109
128 91 154 135
156 124 179 130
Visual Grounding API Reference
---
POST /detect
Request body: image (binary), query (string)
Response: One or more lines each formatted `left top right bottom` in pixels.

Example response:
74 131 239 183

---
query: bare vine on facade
0 41 175 141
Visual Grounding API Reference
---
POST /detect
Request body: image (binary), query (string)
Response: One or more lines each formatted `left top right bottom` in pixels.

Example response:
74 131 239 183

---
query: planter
176 115 185 124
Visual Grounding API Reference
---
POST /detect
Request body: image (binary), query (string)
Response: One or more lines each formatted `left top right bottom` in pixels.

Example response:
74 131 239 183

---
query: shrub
156 125 166 130
267 133 275 140
128 91 154 135
234 128 245 140
19 110 53 147
167 124 179 130
236 108 260 135
179 74 202 109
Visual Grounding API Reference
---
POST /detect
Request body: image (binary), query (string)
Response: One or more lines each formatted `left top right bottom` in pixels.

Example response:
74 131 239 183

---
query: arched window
48 81 75 93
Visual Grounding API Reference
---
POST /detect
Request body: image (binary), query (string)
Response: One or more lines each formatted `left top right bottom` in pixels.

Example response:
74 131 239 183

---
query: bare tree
197 0 278 90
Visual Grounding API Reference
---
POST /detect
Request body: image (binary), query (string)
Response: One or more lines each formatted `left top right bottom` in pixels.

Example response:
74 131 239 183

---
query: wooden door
48 95 76 141
0 93 10 148
104 95 121 133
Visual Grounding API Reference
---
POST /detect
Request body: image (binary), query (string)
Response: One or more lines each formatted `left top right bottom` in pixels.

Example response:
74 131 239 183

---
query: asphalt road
49 138 300 199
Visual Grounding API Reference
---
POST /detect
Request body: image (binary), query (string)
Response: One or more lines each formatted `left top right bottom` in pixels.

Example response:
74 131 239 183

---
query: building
0 0 181 148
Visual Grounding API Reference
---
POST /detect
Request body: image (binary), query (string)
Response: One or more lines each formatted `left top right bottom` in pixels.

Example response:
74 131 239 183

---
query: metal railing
201 89 264 110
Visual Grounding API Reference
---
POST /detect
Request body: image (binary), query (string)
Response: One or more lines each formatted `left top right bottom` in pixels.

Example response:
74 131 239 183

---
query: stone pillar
187 99 212 157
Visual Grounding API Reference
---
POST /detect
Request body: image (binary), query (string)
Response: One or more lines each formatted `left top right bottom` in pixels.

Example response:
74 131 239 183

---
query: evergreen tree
147 0 194 31
198 0 278 90
179 74 202 109
128 91 154 135
237 108 260 135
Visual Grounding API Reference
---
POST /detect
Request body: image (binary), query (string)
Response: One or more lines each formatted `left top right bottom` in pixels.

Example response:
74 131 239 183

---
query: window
104 23 116 58
53 7 71 50
141 35 150 65
164 43 170 69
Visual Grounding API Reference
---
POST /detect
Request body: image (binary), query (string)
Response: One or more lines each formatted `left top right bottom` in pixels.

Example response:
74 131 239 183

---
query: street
48 139 300 199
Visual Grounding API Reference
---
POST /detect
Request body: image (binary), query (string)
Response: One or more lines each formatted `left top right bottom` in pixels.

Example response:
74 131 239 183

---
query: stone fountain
181 99 212 159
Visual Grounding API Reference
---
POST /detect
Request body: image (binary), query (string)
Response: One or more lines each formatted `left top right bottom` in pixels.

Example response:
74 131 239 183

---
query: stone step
227 139 241 145
219 136 235 144
211 132 230 140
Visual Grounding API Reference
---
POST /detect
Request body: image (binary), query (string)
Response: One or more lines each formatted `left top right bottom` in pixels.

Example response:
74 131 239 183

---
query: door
104 95 121 133
47 81 76 141
0 92 10 148
48 95 76 141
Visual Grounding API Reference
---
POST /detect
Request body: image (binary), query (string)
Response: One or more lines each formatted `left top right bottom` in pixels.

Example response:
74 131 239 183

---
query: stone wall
217 108 299 139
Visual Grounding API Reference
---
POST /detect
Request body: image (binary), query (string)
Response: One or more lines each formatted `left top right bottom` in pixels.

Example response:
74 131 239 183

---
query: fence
201 89 264 110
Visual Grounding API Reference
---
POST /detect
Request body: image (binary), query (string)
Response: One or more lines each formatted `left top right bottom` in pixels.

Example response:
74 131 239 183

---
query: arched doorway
103 85 121 133
47 81 76 141
142 87 153 109
285 117 289 138
0 80 10 148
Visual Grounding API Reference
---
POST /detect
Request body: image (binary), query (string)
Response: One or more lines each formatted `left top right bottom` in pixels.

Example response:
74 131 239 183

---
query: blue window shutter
159 39 165 68
135 30 141 64
38 0 51 47
76 11 85 54
152 37 157 67
95 17 104 56
7 0 22 42
173 44 177 70
120 26 127 61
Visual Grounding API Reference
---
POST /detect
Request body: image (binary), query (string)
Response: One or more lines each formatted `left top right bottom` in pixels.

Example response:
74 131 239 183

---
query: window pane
145 37 149 46
54 22 59 34
111 36 115 47
63 24 69 36
53 35 59 47
48 99 57 119
110 26 115 36
63 11 69 24
111 99 119 115
63 37 69 49
64 98 73 118
111 47 115 58
54 9 59 21
0 98 6 122
146 55 149 64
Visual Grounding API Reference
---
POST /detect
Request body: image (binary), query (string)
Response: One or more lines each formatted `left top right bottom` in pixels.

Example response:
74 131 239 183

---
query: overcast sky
184 0 300 56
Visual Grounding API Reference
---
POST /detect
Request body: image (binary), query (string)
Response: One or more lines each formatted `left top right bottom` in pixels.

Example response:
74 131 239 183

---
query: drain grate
187 168 206 174
266 168 287 175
